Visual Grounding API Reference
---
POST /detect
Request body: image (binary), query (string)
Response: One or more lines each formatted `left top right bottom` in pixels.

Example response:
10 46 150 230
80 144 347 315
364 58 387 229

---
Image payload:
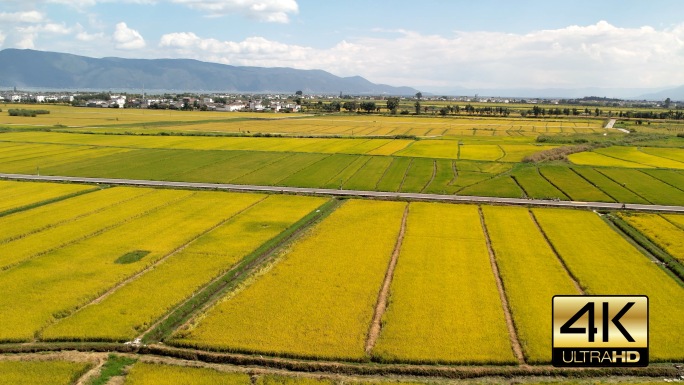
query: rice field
0 189 249 341
597 168 684 206
0 360 91 385
0 179 94 214
481 206 579 363
511 166 568 200
618 213 684 263
42 195 326 341
593 147 684 169
9 105 599 137
170 200 406 360
372 203 515 364
537 166 613 202
124 362 251 385
532 209 684 361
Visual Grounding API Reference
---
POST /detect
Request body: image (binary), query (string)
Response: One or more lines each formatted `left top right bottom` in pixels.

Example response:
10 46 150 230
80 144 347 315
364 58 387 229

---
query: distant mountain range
0 49 419 95
1 49 682 100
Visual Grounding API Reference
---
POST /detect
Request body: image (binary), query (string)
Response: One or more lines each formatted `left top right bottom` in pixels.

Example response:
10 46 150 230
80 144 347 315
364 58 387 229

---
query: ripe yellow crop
619 213 684 263
0 189 252 342
372 203 515 364
0 187 155 270
42 195 326 341
124 362 249 385
533 208 684 361
0 360 91 385
0 180 93 213
171 199 406 361
481 205 579 363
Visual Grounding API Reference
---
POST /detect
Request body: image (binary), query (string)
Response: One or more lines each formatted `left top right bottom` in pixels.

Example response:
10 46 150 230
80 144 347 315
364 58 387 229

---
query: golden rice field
569 147 684 169
618 213 684 263
0 179 682 371
42 194 326 341
0 179 94 214
372 203 515 364
481 206 579 363
171 200 406 360
0 360 91 385
2 103 604 137
0 130 550 161
532 209 684 361
0 103 288 127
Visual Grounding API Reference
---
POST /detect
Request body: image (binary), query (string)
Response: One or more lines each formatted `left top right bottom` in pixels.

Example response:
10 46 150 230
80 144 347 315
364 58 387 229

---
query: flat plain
1 104 683 384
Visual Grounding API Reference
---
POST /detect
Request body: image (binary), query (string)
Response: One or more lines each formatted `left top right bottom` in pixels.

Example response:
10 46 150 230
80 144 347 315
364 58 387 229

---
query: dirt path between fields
478 207 526 365
528 210 585 295
365 203 410 354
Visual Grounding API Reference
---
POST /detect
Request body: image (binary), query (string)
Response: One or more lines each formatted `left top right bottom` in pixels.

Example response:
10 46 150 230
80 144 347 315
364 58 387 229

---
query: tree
439 107 449 116
386 97 400 114
342 101 357 112
414 100 421 114
415 92 422 100
664 98 671 109
329 100 341 112
295 90 303 96
360 101 376 113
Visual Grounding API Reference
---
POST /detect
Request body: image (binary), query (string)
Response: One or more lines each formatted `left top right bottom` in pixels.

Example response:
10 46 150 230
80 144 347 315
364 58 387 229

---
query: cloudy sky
1 0 683 92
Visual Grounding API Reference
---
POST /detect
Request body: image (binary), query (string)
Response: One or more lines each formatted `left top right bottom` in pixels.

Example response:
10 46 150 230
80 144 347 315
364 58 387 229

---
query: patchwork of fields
2 180 681 366
1 104 604 137
1 132 684 205
1 106 683 383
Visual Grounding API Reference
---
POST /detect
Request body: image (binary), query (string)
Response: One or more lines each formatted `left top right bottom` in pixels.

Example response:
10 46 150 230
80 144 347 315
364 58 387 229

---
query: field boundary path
2 173 684 213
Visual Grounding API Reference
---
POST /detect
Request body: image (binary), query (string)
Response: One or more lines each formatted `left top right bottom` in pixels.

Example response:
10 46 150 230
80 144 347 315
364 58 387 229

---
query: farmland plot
0 180 95 214
618 213 684 263
481 206 579 363
511 167 567 200
0 360 91 385
124 362 251 385
375 157 412 192
342 157 393 191
571 168 649 204
538 166 613 202
598 168 684 206
42 195 326 341
0 190 250 341
372 203 515 364
568 152 650 168
0 187 155 270
532 209 684 361
170 200 406 361
594 147 684 169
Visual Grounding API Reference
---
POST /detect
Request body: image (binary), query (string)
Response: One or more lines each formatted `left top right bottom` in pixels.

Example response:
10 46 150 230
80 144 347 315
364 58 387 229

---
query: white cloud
0 11 45 23
113 22 145 50
170 0 298 23
159 21 684 90
15 34 36 49
18 23 72 35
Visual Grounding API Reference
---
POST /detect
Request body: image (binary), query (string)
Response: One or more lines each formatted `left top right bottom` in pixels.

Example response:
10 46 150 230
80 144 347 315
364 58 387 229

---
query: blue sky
1 0 683 92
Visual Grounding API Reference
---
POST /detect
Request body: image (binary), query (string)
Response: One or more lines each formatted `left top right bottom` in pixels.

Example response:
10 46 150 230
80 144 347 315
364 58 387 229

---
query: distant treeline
7 109 50 117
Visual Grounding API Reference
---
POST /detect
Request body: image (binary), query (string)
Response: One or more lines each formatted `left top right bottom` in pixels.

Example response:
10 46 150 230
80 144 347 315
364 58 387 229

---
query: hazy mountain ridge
0 49 419 95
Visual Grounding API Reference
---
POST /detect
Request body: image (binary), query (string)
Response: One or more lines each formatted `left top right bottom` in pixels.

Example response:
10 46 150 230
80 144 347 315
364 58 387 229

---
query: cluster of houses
0 90 302 112
0 91 74 104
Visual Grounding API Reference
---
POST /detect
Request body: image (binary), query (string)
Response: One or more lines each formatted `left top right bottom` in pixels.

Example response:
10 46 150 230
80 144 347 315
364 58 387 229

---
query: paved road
2 172 684 213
